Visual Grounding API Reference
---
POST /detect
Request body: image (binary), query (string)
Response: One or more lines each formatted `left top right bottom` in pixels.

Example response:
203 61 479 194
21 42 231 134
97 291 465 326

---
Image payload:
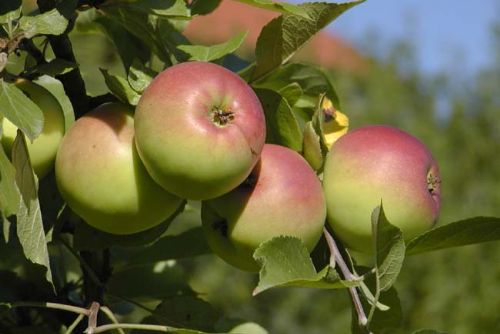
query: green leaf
190 0 222 16
178 31 247 62
372 204 405 291
406 217 500 255
106 0 190 18
100 68 141 105
73 201 186 250
234 0 310 18
19 9 69 38
228 322 268 334
255 88 303 151
0 80 44 142
250 1 363 81
34 75 75 131
302 121 323 171
11 132 53 288
253 236 358 295
0 0 21 24
28 58 77 76
128 59 157 93
0 144 20 218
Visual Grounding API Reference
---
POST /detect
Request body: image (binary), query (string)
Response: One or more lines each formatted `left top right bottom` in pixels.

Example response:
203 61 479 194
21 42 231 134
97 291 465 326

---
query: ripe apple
55 103 183 235
323 125 441 253
1 79 65 178
134 61 266 200
202 144 327 271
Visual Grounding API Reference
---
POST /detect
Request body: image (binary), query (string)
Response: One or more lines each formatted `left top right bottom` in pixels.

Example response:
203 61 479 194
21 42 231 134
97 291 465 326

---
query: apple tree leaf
234 0 310 18
19 9 69 38
253 236 359 295
34 75 75 131
178 31 247 62
302 121 323 171
372 204 405 292
406 217 500 256
104 0 190 18
11 132 54 289
128 59 157 93
190 0 223 16
0 0 21 24
27 58 77 77
100 68 141 105
0 80 44 142
250 1 363 81
0 144 20 218
255 88 303 151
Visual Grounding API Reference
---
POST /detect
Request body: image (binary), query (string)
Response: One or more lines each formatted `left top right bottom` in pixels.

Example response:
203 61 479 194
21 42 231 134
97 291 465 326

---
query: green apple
202 144 327 271
55 103 183 234
1 79 65 178
323 125 441 253
134 61 266 200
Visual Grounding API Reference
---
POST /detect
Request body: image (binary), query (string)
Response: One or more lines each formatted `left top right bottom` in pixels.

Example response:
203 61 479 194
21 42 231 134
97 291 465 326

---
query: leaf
255 88 303 151
11 132 53 288
190 0 222 16
0 80 44 142
73 201 186 251
19 9 69 38
406 217 500 255
228 322 268 334
0 0 21 24
113 227 211 269
100 68 141 105
0 144 20 218
250 1 363 81
28 58 77 76
178 31 247 62
128 59 157 93
302 121 323 171
234 0 310 18
372 204 405 291
105 0 190 18
34 75 75 131
253 236 358 295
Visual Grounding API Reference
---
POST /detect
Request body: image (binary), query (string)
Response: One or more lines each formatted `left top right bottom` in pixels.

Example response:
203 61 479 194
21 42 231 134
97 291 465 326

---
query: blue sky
289 0 499 76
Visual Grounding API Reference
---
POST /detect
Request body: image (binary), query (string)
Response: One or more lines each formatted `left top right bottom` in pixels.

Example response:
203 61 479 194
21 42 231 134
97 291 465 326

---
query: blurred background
16 0 500 333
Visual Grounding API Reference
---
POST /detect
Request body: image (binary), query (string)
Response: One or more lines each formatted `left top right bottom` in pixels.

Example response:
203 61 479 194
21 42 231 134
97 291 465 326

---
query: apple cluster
1 61 441 272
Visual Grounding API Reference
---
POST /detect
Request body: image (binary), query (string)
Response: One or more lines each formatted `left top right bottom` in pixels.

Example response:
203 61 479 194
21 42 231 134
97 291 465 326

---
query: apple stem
323 228 370 331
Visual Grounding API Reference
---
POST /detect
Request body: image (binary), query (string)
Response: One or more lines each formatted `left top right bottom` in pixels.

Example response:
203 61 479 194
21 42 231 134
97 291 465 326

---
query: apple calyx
211 106 235 127
427 171 441 195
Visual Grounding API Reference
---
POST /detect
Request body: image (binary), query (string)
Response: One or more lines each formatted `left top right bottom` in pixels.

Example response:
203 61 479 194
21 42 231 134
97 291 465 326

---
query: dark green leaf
19 9 69 38
255 88 303 151
253 236 357 295
73 201 186 250
178 31 247 62
128 59 157 93
406 217 500 255
250 1 363 81
100 68 141 105
190 0 222 16
34 75 74 131
11 132 53 287
302 121 323 171
105 0 190 18
28 58 77 76
0 0 21 24
0 144 20 218
372 204 405 291
234 0 310 18
0 80 44 141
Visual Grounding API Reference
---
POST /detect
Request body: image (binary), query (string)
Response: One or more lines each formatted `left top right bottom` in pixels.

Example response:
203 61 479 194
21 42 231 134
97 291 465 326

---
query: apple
134 61 266 200
1 79 65 178
323 125 441 254
202 144 327 271
55 103 183 235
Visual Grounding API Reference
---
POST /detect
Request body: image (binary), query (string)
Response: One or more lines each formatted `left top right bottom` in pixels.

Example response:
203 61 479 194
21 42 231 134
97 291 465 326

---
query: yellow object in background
320 96 349 148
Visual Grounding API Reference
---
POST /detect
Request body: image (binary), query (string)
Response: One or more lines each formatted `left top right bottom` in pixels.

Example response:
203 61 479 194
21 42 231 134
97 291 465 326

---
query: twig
323 228 369 328
65 314 85 334
11 301 89 315
92 323 177 333
100 306 126 334
85 302 100 334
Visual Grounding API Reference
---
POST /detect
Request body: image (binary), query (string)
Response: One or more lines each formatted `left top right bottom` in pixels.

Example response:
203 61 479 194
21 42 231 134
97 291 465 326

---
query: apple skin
202 144 327 271
55 103 183 235
1 79 65 178
134 61 266 200
323 125 441 254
